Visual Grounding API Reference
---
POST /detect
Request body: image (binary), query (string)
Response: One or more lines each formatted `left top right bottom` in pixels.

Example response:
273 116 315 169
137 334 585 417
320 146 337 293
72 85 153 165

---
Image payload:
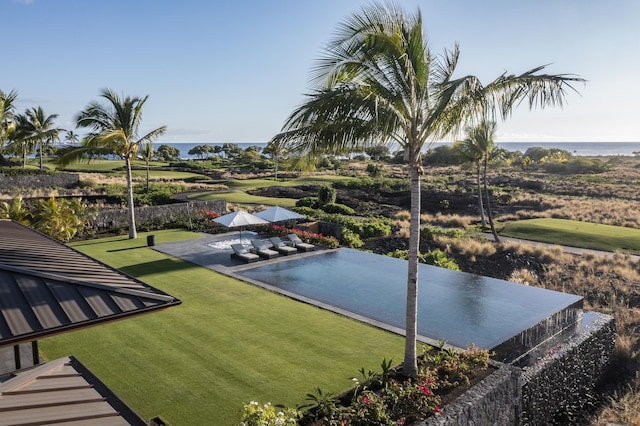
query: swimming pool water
238 249 583 351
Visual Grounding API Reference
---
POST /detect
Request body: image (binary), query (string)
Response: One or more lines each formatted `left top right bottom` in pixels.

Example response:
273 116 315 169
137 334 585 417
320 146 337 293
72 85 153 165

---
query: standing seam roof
0 220 181 347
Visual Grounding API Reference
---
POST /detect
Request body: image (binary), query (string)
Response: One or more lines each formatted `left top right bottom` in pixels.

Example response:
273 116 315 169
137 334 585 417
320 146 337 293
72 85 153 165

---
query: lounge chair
287 234 315 252
230 243 260 263
250 239 279 259
269 237 298 256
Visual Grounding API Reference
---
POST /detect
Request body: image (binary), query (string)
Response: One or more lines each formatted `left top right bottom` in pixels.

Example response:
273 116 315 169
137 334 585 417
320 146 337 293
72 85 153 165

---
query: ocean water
154 141 640 160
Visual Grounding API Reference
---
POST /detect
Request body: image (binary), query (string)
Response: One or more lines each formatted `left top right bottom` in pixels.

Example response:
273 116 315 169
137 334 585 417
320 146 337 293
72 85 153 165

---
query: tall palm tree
0 89 18 165
19 107 63 170
264 138 288 179
64 130 79 145
58 89 167 239
139 141 154 192
461 121 505 241
272 2 584 377
452 139 486 227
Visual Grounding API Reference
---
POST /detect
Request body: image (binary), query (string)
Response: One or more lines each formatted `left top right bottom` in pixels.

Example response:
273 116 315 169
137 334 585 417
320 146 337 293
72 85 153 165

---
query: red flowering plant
256 224 339 248
383 374 441 421
201 210 220 220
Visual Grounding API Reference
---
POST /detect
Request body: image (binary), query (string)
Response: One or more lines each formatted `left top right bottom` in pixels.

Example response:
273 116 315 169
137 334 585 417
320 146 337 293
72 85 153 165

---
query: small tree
155 144 180 161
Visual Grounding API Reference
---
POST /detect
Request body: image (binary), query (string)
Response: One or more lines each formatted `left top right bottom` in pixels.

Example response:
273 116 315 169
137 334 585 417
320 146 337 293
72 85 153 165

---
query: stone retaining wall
519 312 615 425
413 311 615 426
0 173 80 190
422 363 521 426
94 200 226 230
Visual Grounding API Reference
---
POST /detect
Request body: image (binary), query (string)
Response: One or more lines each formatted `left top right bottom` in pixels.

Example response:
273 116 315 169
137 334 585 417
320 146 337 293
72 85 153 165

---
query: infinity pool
237 249 582 356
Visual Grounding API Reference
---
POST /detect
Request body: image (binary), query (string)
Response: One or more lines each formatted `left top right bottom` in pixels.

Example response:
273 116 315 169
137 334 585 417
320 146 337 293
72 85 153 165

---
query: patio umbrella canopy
255 206 304 222
213 210 269 228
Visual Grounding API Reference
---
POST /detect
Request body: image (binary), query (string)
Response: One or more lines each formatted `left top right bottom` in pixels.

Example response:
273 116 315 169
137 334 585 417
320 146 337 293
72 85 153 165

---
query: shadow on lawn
119 258 200 279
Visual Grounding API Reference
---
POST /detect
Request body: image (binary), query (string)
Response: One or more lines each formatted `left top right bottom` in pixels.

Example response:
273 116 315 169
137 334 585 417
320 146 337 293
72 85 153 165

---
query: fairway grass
501 218 640 254
40 230 404 425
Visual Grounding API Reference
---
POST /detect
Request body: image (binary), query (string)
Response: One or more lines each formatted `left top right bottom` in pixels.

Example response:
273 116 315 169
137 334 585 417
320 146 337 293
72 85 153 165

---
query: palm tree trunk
476 162 486 227
39 142 43 170
483 158 500 242
403 165 420 378
125 156 138 239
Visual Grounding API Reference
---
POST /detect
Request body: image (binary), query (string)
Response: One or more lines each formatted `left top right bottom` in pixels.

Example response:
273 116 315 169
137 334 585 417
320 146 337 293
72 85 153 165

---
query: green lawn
188 190 297 207
40 230 404 425
501 218 640 254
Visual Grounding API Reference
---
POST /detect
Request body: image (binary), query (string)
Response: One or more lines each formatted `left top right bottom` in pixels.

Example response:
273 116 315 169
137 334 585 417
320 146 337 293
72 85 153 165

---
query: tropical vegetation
57 88 167 239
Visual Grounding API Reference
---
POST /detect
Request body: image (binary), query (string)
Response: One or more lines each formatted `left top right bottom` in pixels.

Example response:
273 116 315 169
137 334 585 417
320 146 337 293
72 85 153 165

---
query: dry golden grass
508 268 538 285
421 212 477 228
593 385 640 426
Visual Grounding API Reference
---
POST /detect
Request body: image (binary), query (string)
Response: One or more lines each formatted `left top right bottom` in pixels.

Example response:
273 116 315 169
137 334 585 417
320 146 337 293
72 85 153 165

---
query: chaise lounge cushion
230 243 260 263
250 239 279 259
269 237 298 256
287 234 315 252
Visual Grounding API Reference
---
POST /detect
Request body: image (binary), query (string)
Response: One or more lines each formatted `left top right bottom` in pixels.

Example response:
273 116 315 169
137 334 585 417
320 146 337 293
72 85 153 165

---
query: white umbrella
254 206 304 222
213 210 269 237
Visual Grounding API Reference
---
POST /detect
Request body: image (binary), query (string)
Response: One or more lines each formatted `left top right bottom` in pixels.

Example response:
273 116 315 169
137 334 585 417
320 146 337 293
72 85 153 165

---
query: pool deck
152 231 332 274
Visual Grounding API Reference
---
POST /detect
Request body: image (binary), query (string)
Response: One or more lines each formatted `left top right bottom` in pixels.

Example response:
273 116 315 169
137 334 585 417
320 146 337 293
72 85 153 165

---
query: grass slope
40 230 403 425
501 218 640 254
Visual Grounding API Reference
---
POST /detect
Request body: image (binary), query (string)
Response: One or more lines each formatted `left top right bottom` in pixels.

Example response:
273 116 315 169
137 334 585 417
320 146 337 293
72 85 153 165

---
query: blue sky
2 0 639 143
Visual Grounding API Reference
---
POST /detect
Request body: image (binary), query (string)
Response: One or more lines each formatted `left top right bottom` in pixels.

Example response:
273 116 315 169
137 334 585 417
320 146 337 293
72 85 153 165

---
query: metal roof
0 220 182 347
0 355 147 425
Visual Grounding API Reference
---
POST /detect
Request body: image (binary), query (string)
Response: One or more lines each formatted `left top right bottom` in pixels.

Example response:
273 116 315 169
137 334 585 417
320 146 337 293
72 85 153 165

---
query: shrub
322 202 355 215
317 185 337 206
365 162 384 178
295 197 318 208
238 401 301 426
420 225 464 240
420 249 460 271
341 228 363 248
360 218 392 238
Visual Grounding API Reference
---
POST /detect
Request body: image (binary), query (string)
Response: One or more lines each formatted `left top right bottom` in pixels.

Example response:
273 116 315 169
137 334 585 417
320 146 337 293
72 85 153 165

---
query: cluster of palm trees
0 90 72 169
1 88 167 240
272 2 584 377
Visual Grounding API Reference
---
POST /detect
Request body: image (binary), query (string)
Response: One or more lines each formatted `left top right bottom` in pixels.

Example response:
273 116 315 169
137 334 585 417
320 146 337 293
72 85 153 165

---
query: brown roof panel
0 356 147 425
0 220 181 347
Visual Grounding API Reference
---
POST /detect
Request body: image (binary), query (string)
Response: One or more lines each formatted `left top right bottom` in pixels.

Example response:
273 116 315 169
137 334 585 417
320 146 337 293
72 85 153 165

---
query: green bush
340 228 363 248
360 218 392 238
420 249 460 271
365 162 384 178
0 167 51 176
295 197 318 208
420 225 464 240
322 203 355 215
317 185 336 206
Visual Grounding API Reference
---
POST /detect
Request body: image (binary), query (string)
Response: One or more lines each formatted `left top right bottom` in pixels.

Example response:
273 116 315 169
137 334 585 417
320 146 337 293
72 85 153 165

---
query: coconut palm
138 141 154 192
64 130 79 145
264 138 288 179
272 2 584 377
18 107 63 170
58 89 167 239
0 89 18 165
460 121 505 241
452 139 486 227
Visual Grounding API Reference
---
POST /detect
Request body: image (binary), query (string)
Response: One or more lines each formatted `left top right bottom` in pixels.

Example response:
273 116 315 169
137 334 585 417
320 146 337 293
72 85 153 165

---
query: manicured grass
130 169 211 181
40 230 404 425
188 190 297 207
501 218 640 254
